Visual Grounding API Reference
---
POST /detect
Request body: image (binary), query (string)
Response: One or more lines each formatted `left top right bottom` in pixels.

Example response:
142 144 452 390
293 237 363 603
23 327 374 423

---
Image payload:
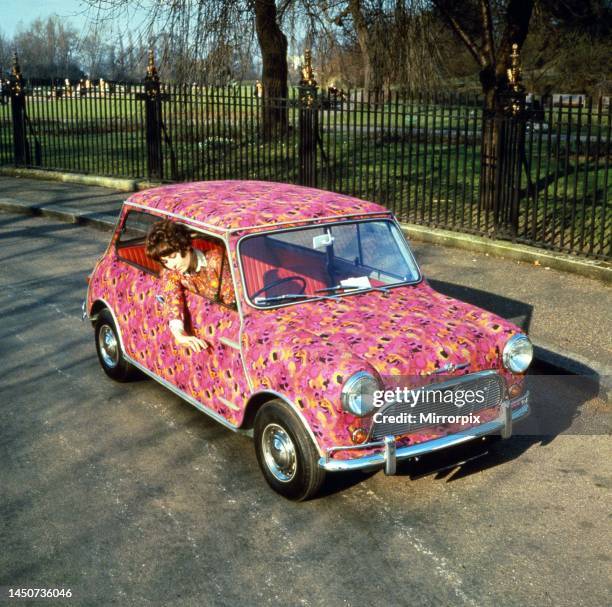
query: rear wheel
254 400 325 501
94 309 137 382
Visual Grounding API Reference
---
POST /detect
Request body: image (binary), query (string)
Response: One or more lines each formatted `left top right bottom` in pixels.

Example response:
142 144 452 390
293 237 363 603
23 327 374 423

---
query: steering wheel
251 276 307 300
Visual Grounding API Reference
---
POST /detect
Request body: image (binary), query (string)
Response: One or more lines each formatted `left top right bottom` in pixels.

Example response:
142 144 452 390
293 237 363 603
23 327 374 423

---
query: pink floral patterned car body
85 180 532 499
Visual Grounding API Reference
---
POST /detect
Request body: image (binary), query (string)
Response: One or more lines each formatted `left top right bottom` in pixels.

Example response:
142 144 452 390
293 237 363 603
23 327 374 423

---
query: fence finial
11 52 21 78
507 43 522 93
10 52 24 96
146 49 159 81
505 42 525 116
300 49 317 88
299 49 317 107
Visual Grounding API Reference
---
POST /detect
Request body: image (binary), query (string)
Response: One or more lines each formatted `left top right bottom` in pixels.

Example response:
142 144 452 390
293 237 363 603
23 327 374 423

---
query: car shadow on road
318 437 532 497
320 362 604 497
427 277 534 333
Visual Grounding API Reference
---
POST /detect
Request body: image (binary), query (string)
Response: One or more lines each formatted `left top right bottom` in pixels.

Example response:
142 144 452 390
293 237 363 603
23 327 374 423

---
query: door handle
219 336 241 350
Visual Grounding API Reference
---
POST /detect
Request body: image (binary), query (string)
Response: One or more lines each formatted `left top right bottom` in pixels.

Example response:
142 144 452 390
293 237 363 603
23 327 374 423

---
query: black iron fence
0 61 610 261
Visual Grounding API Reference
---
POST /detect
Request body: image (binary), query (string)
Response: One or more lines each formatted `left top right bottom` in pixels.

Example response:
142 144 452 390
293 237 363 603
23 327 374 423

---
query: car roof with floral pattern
126 180 391 233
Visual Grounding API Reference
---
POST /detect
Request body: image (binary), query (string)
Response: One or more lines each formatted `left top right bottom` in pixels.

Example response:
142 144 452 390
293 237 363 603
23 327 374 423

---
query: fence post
9 53 28 166
298 50 318 187
144 50 163 180
501 44 527 236
480 44 526 236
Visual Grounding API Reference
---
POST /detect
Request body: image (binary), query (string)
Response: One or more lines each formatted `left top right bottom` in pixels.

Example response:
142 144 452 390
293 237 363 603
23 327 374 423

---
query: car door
154 230 251 426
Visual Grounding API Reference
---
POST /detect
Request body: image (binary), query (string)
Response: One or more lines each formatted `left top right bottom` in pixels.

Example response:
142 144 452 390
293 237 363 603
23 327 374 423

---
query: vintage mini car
84 180 532 500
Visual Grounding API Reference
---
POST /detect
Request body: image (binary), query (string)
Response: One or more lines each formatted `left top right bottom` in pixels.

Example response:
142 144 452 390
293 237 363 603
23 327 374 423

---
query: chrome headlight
341 371 379 417
502 334 533 373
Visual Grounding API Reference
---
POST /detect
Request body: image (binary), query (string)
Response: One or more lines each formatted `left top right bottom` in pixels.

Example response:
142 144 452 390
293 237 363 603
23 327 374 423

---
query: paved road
0 213 610 607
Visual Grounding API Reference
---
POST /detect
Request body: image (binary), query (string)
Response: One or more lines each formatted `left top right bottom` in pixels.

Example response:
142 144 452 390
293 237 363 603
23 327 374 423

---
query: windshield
239 220 421 306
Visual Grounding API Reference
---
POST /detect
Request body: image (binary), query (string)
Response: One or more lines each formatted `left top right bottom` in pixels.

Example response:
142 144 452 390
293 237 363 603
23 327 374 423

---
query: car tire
94 309 137 382
254 399 325 501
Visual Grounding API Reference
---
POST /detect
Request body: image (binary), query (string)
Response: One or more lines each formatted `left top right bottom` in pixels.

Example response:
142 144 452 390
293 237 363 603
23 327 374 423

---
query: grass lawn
0 93 609 259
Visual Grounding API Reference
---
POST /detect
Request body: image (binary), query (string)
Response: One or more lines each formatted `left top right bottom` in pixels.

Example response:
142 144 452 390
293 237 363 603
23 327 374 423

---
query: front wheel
94 309 137 382
254 400 325 501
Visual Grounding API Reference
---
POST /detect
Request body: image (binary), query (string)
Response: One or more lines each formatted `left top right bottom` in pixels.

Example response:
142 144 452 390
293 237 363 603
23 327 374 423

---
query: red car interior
241 238 331 297
116 236 385 297
116 237 222 275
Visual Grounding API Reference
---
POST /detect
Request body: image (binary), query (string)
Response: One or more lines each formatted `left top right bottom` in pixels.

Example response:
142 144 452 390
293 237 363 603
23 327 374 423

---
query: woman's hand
172 329 211 353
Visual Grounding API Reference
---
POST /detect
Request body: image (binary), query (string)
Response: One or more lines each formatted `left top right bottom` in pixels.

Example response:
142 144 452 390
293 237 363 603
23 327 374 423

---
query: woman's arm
162 269 210 353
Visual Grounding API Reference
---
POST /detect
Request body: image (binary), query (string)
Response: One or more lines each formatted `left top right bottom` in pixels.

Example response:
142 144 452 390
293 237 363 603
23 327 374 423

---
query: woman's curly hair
145 219 192 262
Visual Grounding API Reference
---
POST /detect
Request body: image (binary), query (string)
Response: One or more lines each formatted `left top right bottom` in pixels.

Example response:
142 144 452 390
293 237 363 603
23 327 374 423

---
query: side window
116 210 162 274
117 210 160 245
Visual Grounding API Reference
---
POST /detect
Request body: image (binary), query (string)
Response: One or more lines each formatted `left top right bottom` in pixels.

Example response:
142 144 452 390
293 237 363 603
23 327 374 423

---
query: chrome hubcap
98 325 119 368
262 423 297 482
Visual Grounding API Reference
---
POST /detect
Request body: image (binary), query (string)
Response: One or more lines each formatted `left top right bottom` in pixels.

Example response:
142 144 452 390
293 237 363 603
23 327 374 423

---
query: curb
0 193 609 394
533 343 611 397
401 223 612 284
1 167 610 283
0 167 161 192
0 197 118 232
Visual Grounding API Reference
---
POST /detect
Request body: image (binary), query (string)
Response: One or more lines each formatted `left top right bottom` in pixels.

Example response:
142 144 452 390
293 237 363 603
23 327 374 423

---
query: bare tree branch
432 0 487 68
480 0 495 65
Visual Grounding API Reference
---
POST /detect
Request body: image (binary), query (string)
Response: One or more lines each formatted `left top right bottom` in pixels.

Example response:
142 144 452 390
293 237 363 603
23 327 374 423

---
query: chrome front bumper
319 395 530 474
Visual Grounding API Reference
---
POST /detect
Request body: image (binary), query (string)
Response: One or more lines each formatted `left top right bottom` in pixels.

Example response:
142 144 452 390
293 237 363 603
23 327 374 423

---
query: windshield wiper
316 283 393 295
315 284 360 294
254 291 344 306
254 293 311 305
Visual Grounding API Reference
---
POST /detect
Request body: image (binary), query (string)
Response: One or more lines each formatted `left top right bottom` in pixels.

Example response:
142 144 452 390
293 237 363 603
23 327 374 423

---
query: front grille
370 372 505 439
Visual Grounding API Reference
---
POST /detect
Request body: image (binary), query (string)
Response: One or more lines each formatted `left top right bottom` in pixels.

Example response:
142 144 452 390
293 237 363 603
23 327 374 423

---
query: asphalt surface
0 213 610 607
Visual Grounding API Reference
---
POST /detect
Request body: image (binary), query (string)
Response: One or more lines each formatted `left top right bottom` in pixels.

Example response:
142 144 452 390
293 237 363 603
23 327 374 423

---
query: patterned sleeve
205 248 236 306
219 252 236 306
160 268 185 325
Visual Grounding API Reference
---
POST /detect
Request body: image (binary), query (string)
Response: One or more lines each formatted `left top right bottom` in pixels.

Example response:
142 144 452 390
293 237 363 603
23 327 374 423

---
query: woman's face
160 248 192 273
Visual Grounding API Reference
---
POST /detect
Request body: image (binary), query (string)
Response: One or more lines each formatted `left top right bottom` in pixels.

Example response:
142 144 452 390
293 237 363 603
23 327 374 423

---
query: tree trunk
477 0 534 223
254 0 288 138
432 0 534 230
348 0 383 99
